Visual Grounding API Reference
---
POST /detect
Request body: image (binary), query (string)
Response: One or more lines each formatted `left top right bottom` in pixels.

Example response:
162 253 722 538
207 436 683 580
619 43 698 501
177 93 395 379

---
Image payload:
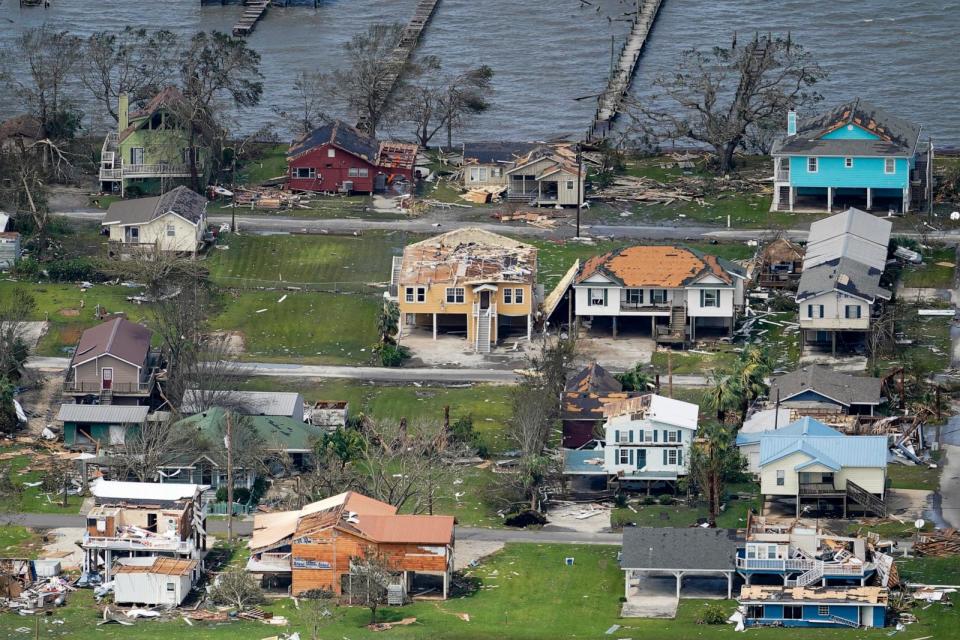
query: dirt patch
209 331 246 355
40 528 85 569
58 309 80 317
454 540 505 570
24 374 63 436
544 503 613 535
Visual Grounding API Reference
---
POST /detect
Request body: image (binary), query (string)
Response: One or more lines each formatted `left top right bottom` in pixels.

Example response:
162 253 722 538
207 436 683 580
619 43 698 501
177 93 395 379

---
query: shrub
11 258 40 279
658 495 676 505
215 486 252 504
641 495 658 505
697 603 729 625
611 510 637 529
614 492 628 508
449 415 489 457
375 343 410 367
45 258 104 283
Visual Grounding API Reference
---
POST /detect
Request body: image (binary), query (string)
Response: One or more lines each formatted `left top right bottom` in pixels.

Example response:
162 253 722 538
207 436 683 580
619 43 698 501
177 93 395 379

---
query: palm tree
689 422 744 527
377 300 400 345
616 362 654 392
734 346 774 424
704 371 739 423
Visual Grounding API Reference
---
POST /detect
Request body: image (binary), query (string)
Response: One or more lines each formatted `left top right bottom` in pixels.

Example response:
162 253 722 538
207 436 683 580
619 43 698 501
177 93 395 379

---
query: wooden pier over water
356 0 442 133
587 0 664 142
232 0 270 37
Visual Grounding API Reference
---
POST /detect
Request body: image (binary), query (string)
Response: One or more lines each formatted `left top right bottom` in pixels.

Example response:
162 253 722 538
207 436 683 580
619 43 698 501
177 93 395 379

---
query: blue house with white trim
771 99 931 213
739 584 887 628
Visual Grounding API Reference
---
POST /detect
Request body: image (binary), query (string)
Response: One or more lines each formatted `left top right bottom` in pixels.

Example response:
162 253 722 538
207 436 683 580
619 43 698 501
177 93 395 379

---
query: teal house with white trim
771 99 932 213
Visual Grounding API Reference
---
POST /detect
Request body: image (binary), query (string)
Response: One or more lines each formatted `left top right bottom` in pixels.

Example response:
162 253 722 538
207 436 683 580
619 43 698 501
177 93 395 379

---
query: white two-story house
572 245 746 343
563 394 699 492
796 208 892 355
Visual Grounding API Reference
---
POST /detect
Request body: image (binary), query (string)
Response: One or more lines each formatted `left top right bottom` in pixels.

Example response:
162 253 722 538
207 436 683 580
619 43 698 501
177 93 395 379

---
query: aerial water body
0 0 956 144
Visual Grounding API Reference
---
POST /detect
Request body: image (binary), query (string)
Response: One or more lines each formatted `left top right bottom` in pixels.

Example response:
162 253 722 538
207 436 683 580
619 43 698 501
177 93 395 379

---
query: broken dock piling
355 0 442 134
587 0 664 142
232 0 270 37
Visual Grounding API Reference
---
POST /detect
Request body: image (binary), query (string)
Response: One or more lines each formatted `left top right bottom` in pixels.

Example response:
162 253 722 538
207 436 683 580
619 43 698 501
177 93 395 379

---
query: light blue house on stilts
771 99 932 214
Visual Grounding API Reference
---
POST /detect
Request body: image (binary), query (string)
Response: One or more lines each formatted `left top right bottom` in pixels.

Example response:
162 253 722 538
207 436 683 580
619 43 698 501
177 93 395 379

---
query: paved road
939 444 960 529
25 356 711 386
0 512 619 545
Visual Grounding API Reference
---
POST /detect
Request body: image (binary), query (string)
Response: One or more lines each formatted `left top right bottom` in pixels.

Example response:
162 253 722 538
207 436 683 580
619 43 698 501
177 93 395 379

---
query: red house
287 120 417 194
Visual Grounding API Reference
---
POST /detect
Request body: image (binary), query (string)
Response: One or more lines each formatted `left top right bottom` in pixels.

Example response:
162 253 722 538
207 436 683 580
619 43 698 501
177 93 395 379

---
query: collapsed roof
398 228 537 287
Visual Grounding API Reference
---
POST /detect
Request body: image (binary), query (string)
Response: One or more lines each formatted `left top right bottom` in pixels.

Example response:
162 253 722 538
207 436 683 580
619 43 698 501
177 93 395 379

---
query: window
767 545 778 558
651 289 667 304
844 157 854 168
405 287 426 303
296 167 316 179
776 470 785 486
807 304 824 319
327 148 335 158
588 288 607 306
348 167 358 177
446 287 464 304
625 289 644 305
566 180 575 190
807 157 818 173
477 168 487 181
492 167 502 178
130 147 144 165
513 288 524 304
666 449 678 465
641 430 654 443
166 223 176 237
469 167 480 181
666 430 679 443
700 289 719 308
618 430 630 443
618 448 630 465
166 582 175 592
746 605 764 620
358 168 369 178
818 606 830 617
884 157 896 174
845 304 862 319
783 606 802 620
503 289 513 304
129 227 139 241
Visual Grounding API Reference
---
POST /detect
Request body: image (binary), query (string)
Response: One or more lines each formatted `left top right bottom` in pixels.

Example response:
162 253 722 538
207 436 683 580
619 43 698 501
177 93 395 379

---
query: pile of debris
492 209 562 228
592 175 702 205
232 187 308 210
0 569 74 614
461 185 506 204
914 529 960 557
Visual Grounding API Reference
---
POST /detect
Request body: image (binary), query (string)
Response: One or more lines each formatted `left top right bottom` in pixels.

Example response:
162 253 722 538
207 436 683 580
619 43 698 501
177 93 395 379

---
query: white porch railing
83 533 194 554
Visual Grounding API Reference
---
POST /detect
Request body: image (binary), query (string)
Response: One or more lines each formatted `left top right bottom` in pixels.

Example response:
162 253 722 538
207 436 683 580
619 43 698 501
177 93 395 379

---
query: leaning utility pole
226 412 234 542
575 144 583 238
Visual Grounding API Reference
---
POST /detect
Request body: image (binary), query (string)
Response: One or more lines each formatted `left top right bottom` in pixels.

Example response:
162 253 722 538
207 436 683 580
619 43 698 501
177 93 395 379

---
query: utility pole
226 411 233 543
576 143 583 238
667 350 673 398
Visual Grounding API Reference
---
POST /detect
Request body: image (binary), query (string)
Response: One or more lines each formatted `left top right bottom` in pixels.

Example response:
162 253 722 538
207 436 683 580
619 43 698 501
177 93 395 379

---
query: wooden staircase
846 480 886 517
669 305 687 337
99 389 113 405
475 310 492 354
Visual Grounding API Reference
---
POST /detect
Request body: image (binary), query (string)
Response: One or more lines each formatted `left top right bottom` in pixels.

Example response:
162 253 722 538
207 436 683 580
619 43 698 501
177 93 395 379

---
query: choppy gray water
0 0 957 143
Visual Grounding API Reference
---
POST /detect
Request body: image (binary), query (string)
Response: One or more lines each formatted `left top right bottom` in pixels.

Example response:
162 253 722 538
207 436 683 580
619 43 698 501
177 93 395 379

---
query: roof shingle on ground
104 185 206 226
577 245 740 288
398 228 536 287
770 366 882 407
620 527 742 571
72 318 151 368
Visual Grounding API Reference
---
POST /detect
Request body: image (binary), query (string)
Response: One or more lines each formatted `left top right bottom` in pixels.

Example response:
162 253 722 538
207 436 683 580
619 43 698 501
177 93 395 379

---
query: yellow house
102 185 207 258
390 228 538 353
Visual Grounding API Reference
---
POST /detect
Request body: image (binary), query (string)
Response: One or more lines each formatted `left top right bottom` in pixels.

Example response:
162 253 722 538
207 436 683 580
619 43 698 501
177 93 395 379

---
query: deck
587 0 664 142
355 0 442 133
232 0 270 37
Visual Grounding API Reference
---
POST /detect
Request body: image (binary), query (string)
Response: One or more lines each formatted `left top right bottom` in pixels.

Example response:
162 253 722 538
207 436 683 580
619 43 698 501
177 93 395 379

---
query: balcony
64 372 155 396
100 162 196 181
83 532 195 554
799 482 844 496
736 557 817 572
776 169 790 182
619 302 672 313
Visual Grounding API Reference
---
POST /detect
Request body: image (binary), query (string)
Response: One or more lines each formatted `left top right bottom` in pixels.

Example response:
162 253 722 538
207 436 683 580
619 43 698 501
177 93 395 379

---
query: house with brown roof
389 228 538 353
63 318 159 406
0 114 44 153
247 491 454 599
504 147 585 207
573 245 746 342
755 237 805 289
99 88 208 197
102 185 208 257
561 363 640 448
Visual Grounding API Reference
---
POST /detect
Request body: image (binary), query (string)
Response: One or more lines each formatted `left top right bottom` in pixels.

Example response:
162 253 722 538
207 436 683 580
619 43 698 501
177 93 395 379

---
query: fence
208 501 255 516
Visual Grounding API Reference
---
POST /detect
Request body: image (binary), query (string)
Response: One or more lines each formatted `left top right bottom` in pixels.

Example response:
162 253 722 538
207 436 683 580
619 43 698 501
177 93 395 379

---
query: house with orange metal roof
572 245 746 342
247 491 455 599
388 228 538 353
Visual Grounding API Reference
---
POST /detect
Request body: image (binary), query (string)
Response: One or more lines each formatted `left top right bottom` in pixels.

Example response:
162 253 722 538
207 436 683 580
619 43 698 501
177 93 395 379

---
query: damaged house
572 245 746 342
796 208 892 355
247 491 454 599
389 228 538 353
82 479 207 583
460 142 540 189
739 585 887 628
755 237 805 289
561 362 641 449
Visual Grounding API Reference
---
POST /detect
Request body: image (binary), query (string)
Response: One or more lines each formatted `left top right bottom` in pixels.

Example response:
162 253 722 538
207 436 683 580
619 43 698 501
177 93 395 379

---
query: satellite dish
914 519 925 530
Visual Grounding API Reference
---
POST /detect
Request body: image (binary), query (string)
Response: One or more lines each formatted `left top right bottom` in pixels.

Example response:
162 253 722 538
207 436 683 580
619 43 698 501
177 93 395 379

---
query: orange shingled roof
352 514 454 545
577 246 731 288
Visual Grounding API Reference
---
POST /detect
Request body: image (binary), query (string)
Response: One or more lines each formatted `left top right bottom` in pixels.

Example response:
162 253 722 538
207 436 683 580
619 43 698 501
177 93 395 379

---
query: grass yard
4 542 947 639
899 555 960 584
0 281 151 356
876 303 952 375
210 290 380 364
0 525 42 558
234 143 288 186
899 245 957 289
0 448 84 514
612 483 760 531
237 377 514 453
208 231 415 288
650 347 741 376
845 519 934 540
887 450 944 490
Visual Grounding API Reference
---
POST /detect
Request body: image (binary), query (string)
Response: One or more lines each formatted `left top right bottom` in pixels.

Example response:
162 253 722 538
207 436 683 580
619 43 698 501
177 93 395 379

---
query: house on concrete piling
739 585 887 628
771 98 932 213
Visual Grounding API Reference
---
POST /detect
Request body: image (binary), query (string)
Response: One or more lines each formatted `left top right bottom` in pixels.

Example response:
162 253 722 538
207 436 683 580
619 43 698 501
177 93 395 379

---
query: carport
620 527 742 603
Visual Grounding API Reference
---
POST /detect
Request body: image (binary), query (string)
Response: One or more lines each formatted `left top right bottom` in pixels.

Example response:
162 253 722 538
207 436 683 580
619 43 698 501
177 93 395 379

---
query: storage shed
114 557 198 606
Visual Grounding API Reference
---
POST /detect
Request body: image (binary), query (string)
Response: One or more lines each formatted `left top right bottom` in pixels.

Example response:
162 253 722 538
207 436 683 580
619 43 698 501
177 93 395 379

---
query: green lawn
899 245 957 288
846 519 934 540
0 448 84 514
234 143 288 186
876 303 952 375
899 555 960 584
887 450 943 490
237 377 514 453
210 290 380 364
650 347 741 376
0 525 42 558
208 231 415 288
612 484 759 530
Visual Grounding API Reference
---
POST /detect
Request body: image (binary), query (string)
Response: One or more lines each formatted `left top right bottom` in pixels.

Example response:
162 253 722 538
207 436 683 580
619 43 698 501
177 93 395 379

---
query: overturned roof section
772 98 921 157
621 527 741 570
398 227 537 288
289 119 378 162
103 185 207 227
602 394 699 430
739 585 888 605
769 366 882 408
115 557 197 576
376 141 419 170
72 318 152 369
577 245 743 288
